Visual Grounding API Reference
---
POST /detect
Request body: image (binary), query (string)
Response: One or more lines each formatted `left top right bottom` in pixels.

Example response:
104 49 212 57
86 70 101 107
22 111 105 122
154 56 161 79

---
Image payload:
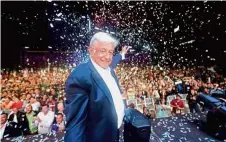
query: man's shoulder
18 111 26 117
65 62 92 86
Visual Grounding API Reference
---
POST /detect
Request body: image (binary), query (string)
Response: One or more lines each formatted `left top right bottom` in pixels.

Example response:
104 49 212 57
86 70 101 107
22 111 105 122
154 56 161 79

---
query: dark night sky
1 1 226 70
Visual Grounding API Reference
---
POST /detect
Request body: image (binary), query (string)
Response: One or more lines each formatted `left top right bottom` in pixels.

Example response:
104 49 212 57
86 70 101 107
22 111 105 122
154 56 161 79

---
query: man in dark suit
65 32 129 142
0 113 22 139
8 106 30 135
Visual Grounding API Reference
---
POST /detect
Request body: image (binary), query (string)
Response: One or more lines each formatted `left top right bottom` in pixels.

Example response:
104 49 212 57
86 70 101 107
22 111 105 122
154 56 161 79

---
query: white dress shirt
91 54 125 128
13 114 18 123
36 111 55 134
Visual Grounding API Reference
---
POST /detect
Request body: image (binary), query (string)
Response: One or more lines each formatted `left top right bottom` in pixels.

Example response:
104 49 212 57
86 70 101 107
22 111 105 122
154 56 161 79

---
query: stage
2 113 224 142
150 112 224 142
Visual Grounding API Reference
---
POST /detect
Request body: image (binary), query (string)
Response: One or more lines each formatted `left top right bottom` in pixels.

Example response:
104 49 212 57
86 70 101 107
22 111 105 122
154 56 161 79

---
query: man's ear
88 47 92 53
88 46 96 56
88 47 93 55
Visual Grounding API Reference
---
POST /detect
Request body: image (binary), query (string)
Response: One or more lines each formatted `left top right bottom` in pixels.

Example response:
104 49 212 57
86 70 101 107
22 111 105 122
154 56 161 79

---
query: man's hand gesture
121 46 131 54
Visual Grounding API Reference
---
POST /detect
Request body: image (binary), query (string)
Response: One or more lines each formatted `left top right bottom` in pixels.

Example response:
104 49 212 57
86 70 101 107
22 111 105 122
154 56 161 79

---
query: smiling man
64 32 129 142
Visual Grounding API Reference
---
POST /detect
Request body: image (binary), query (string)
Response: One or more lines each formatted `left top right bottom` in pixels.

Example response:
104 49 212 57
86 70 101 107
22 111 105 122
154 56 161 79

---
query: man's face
176 96 181 100
0 114 7 124
42 106 48 114
26 105 32 113
5 98 9 103
34 89 39 94
89 41 115 69
12 107 19 114
30 98 34 103
56 115 63 124
57 103 64 112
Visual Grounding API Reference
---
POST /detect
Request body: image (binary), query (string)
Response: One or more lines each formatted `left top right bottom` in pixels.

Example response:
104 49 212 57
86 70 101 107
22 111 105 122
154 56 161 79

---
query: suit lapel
88 60 114 106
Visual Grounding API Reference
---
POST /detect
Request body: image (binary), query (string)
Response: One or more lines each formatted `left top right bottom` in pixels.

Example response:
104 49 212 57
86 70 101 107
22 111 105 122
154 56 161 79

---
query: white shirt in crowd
36 111 55 134
31 102 41 112
0 122 7 140
91 54 125 129
13 114 18 123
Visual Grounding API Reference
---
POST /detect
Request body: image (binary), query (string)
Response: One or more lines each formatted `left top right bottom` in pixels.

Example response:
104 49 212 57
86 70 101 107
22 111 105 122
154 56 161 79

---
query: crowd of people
0 67 68 139
116 63 225 117
0 62 226 139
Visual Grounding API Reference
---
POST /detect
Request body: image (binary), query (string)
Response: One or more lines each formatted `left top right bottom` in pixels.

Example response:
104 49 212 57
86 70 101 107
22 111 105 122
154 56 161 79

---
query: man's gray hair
89 32 118 48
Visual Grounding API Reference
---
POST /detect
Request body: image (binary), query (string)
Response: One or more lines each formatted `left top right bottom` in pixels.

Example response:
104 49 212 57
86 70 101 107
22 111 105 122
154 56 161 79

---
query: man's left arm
110 46 129 69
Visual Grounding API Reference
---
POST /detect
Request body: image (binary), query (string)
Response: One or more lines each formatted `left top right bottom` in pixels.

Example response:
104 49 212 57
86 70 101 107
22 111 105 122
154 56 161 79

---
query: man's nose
104 53 112 60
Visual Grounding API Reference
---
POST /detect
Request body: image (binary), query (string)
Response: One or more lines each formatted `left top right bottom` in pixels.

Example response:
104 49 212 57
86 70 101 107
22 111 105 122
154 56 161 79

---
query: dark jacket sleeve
19 111 30 135
64 71 89 142
3 122 22 139
110 54 123 69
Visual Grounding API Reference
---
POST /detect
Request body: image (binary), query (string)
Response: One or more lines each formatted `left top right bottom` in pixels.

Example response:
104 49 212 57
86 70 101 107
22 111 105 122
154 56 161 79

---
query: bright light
24 46 29 49
48 46 52 49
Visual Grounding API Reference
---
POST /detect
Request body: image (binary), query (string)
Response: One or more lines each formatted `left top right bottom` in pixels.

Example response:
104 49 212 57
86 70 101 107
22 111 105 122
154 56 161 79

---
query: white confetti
174 25 180 33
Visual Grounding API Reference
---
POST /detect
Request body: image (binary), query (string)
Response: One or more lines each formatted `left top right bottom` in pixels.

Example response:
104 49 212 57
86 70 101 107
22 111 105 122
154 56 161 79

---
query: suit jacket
2 121 22 139
8 111 30 135
64 54 123 142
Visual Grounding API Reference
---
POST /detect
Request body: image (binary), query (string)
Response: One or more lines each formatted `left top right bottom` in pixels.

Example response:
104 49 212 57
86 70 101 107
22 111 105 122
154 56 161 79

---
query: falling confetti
174 25 180 33
1 1 226 69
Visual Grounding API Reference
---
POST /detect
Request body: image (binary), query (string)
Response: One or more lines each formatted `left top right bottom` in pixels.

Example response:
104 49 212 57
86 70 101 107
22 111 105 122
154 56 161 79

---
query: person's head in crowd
14 92 20 98
20 93 26 101
4 96 12 104
34 88 40 95
12 96 20 102
176 94 182 100
42 104 49 114
49 95 53 101
88 32 118 69
30 97 36 104
190 88 195 95
0 113 8 125
29 89 34 95
204 87 210 94
41 87 46 92
25 80 30 86
138 90 142 96
143 106 149 115
127 103 135 109
43 94 48 100
12 105 19 114
57 102 64 113
1 91 8 98
50 89 56 95
13 85 19 91
26 93 31 101
26 104 33 114
58 97 64 103
155 99 161 105
35 96 40 102
56 113 64 124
